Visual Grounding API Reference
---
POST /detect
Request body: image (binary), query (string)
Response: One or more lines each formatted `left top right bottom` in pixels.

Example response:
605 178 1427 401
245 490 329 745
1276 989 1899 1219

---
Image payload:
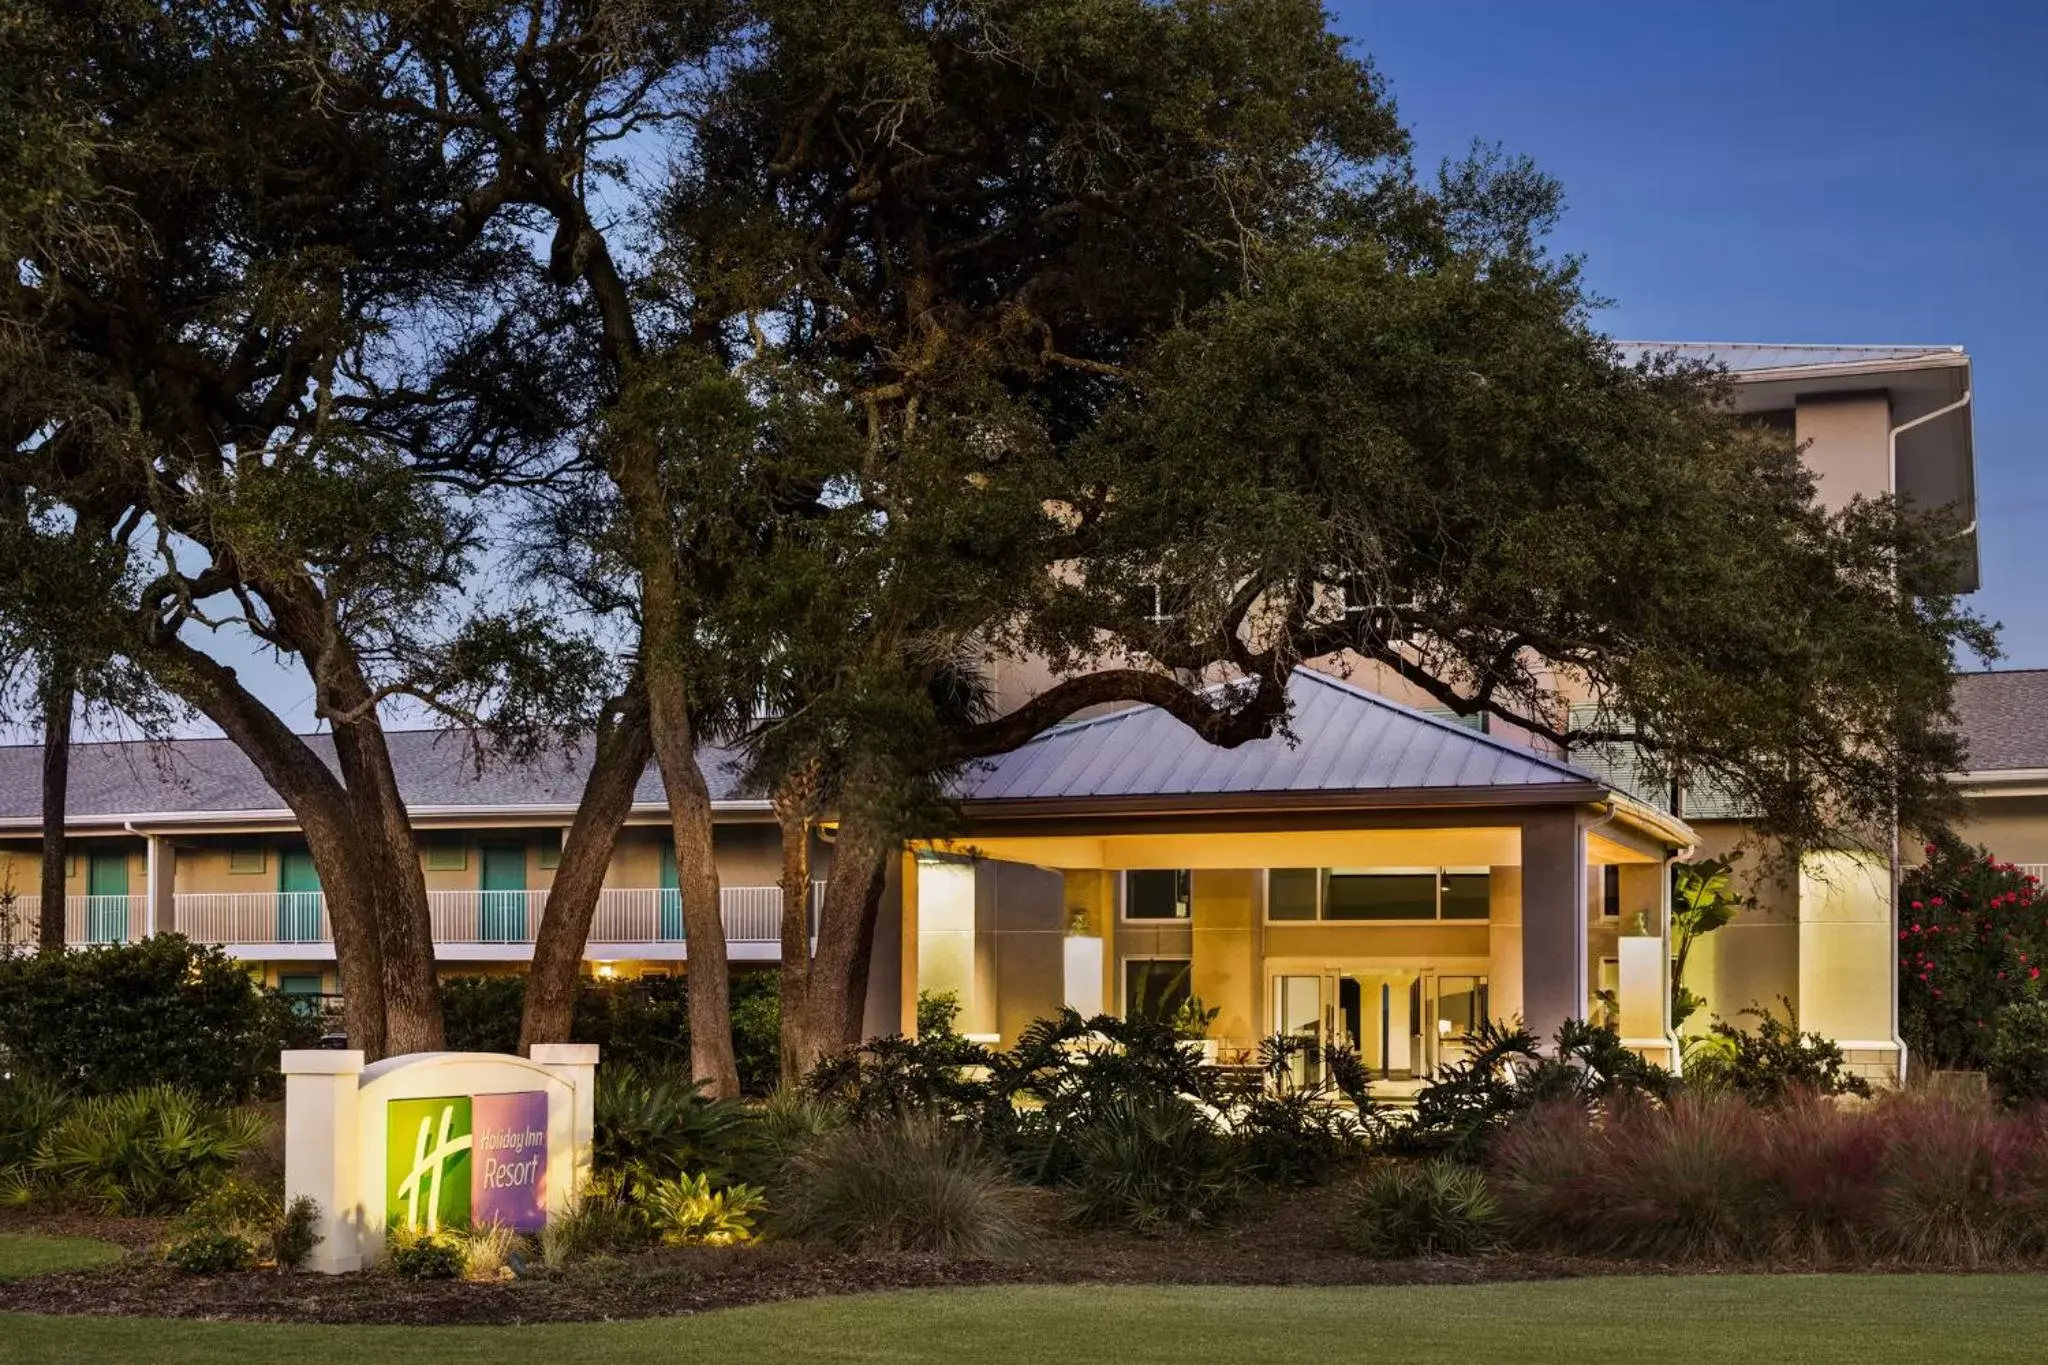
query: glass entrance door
1272 974 1323 1085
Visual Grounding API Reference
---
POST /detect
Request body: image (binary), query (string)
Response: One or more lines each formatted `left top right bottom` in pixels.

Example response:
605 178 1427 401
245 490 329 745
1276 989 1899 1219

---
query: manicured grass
4 1276 2048 1364
0 1234 123 1282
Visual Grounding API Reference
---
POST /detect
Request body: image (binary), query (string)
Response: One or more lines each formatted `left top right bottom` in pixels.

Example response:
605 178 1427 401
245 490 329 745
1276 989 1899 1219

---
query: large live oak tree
0 0 657 1059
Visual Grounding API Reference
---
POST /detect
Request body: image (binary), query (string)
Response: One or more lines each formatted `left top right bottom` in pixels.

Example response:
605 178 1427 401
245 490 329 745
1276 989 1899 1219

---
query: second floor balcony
167 883 824 962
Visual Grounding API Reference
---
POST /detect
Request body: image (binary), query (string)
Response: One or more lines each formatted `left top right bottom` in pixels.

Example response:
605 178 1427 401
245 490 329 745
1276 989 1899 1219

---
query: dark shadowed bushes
1064 1094 1249 1233
1490 1085 2048 1265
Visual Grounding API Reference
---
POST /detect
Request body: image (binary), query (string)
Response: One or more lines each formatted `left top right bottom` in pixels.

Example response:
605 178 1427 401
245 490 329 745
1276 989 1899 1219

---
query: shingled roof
950 668 1607 805
1953 670 2048 774
0 730 759 825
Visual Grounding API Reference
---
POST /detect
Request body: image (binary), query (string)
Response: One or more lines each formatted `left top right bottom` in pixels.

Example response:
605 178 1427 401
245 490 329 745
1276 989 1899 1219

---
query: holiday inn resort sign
283 1045 598 1273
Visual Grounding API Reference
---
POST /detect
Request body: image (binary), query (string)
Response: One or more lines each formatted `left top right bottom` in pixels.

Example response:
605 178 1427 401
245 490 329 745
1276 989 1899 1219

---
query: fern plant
32 1085 267 1213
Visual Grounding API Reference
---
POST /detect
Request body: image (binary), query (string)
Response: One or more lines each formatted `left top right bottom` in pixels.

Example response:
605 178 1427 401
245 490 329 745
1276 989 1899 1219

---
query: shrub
164 1228 257 1275
541 1181 655 1267
1987 999 2048 1108
274 1195 322 1270
0 1075 71 1188
1870 1090 2022 1266
1583 1093 1774 1260
1346 1160 1501 1257
0 937 315 1103
649 1172 765 1246
1900 835 2047 1071
1759 1093 1888 1262
594 1065 755 1197
773 1116 1027 1256
439 971 783 1094
27 1085 269 1214
805 1031 997 1128
386 1224 466 1280
456 1222 527 1281
1064 1094 1247 1233
1687 1000 1870 1105
916 989 964 1039
1485 1100 1606 1252
729 1089 845 1192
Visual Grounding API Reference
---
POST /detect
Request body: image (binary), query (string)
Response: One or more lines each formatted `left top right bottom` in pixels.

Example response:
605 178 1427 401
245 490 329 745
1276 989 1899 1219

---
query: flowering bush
1898 836 2047 1071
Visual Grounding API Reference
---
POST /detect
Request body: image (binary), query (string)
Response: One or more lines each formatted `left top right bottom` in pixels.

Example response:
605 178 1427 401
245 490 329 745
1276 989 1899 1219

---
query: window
1326 870 1436 921
425 842 468 872
1442 872 1491 921
1601 865 1621 918
1268 868 1320 921
1125 869 1191 921
227 844 267 875
1125 958 1192 1021
1265 868 1490 923
538 832 562 870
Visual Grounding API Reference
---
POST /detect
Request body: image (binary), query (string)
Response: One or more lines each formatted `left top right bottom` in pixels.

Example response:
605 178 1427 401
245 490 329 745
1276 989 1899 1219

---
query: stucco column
1797 851 1897 1070
899 850 921 1036
146 834 174 937
283 1049 365 1274
530 1042 599 1198
1520 811 1588 1047
1487 866 1524 1026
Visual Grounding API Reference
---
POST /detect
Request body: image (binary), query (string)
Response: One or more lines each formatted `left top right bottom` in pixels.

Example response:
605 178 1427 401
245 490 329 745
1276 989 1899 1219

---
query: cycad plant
31 1085 267 1213
594 1065 754 1198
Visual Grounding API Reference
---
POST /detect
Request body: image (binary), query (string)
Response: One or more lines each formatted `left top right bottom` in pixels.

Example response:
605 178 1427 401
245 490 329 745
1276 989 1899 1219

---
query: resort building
0 342 1981 1083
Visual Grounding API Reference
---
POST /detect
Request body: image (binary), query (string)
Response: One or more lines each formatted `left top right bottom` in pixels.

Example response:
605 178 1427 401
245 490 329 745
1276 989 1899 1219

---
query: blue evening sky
101 2 2042 741
1337 0 2045 666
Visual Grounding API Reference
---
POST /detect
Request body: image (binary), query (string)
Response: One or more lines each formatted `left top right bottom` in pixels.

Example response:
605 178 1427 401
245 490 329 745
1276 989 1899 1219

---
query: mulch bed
0 1194 1641 1326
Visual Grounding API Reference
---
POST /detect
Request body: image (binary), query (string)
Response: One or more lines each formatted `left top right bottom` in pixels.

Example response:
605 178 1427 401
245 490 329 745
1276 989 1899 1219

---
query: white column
283 1049 365 1274
531 1042 599 1199
146 834 175 936
1520 810 1588 1048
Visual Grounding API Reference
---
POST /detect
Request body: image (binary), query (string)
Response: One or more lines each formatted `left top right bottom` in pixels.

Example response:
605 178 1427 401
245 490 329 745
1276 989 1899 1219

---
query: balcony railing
169 884 824 950
0 895 148 947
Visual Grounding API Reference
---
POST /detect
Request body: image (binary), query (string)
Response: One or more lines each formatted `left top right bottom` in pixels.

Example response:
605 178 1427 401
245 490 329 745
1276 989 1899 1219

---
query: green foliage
275 1195 321 1272
772 1117 1027 1257
0 937 314 1103
440 972 783 1095
916 990 964 1039
24 1085 268 1215
1671 857 1744 1030
728 1089 847 1193
540 1181 657 1267
1168 996 1222 1042
593 1066 754 1199
0 1074 71 1184
1346 1160 1501 1258
1386 1020 1542 1162
1899 836 2048 1071
1686 1001 1871 1105
1986 999 2048 1108
1064 1095 1248 1234
162 1228 256 1275
648 1173 765 1247
385 1225 465 1281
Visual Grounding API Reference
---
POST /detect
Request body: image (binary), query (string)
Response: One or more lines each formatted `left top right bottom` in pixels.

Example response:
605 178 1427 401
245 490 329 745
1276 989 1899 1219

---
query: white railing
428 889 552 945
2016 864 2048 885
1 895 147 946
168 883 827 948
177 891 333 945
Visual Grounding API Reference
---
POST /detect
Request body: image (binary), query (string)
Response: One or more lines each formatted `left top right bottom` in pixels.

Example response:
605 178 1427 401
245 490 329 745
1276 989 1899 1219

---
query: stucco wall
1797 392 1892 510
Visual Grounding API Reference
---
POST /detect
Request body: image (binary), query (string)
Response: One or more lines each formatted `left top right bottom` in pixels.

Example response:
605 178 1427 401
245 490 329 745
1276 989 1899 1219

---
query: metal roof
1953 671 2048 774
951 669 1604 804
1613 341 1966 374
0 730 758 825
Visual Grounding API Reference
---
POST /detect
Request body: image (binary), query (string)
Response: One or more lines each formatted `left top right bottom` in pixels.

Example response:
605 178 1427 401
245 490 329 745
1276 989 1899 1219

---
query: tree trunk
142 634 391 1057
519 681 653 1054
785 798 896 1079
649 672 739 1096
36 665 71 955
774 768 819 1089
839 857 891 1050
328 712 442 1056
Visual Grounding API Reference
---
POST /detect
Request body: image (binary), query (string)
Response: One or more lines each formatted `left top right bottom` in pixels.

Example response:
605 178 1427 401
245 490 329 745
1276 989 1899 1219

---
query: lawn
0 1235 122 1283
4 1276 2046 1364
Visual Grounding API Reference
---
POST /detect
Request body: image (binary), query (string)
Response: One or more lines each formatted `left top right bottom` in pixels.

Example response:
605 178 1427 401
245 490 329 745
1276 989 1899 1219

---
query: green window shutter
425 843 468 872
228 844 267 875
538 833 561 870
